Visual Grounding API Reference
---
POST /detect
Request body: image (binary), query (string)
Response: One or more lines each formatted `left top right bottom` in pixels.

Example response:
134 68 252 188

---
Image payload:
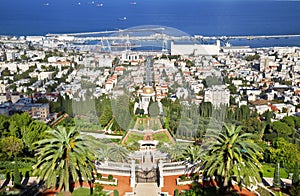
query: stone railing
162 161 185 168
96 167 131 176
95 177 118 186
176 178 194 185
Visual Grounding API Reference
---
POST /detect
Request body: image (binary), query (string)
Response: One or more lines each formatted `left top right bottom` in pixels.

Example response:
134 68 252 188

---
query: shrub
94 183 103 193
180 175 186 181
174 189 179 196
114 189 119 196
97 173 102 179
108 174 113 181
13 164 21 187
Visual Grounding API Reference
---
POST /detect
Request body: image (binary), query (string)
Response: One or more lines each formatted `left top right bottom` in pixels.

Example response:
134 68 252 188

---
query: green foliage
183 145 201 173
180 174 186 180
273 162 281 188
282 116 295 128
290 183 300 196
113 189 119 196
174 189 179 196
0 113 49 160
33 126 99 192
94 183 104 194
108 145 129 162
268 138 300 171
261 164 288 178
292 162 299 185
242 117 265 136
149 102 160 117
74 116 101 132
262 111 274 125
99 105 113 127
58 187 100 196
199 102 212 118
228 84 237 94
13 162 21 187
159 142 187 161
0 136 24 159
162 98 181 134
245 54 260 61
271 121 293 136
1 68 11 76
180 185 219 196
0 161 33 170
108 174 113 181
201 124 263 192
233 105 251 122
111 94 132 131
124 133 143 145
97 173 102 179
153 132 172 144
202 75 223 88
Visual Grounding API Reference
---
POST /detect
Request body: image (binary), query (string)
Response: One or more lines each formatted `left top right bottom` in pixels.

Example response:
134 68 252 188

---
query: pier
45 26 300 42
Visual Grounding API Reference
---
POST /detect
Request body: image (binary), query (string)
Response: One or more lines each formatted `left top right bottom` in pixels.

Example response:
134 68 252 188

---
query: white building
204 85 230 107
135 86 155 115
221 46 252 53
170 41 220 56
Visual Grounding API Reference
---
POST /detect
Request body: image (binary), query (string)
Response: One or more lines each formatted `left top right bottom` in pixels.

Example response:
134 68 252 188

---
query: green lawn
57 188 109 196
261 163 289 178
72 188 91 196
153 132 172 144
74 118 102 132
124 133 143 145
133 117 162 130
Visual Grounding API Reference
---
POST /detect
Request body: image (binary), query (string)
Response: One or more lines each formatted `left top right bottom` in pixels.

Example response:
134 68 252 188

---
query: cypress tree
13 162 21 187
273 162 281 188
293 162 299 185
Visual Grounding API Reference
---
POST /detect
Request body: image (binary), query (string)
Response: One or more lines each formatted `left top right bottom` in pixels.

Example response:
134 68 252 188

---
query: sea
1 0 300 48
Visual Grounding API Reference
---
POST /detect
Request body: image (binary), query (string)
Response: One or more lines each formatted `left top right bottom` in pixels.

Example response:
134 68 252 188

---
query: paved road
134 183 161 196
142 151 154 170
145 57 153 86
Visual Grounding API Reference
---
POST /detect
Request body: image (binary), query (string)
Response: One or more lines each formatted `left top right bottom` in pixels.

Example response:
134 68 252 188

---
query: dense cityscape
0 27 299 196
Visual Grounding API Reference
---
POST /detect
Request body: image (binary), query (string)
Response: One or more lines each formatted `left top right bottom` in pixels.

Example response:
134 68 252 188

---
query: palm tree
183 145 202 174
109 144 129 163
33 126 99 193
201 124 263 193
97 144 113 162
167 143 187 161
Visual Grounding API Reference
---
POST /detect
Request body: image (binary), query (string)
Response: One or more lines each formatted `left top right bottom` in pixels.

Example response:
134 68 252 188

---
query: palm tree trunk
223 160 231 193
89 180 93 195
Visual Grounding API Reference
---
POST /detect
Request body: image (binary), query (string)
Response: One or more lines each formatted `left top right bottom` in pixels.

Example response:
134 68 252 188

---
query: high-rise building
204 85 230 107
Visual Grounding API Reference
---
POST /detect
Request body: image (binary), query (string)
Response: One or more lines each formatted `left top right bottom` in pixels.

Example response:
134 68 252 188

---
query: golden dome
143 86 154 94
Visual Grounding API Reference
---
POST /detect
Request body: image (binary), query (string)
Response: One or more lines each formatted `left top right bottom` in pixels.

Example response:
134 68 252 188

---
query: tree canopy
33 126 99 192
201 124 263 192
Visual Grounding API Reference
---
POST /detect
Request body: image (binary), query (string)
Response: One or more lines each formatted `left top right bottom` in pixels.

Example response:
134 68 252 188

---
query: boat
118 17 127 21
96 3 103 7
130 1 137 5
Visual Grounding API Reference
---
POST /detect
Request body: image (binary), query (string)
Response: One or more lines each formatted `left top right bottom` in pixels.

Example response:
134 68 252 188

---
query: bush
13 163 21 187
108 174 113 181
174 189 179 196
94 183 103 193
97 173 102 179
180 175 186 181
114 189 119 196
